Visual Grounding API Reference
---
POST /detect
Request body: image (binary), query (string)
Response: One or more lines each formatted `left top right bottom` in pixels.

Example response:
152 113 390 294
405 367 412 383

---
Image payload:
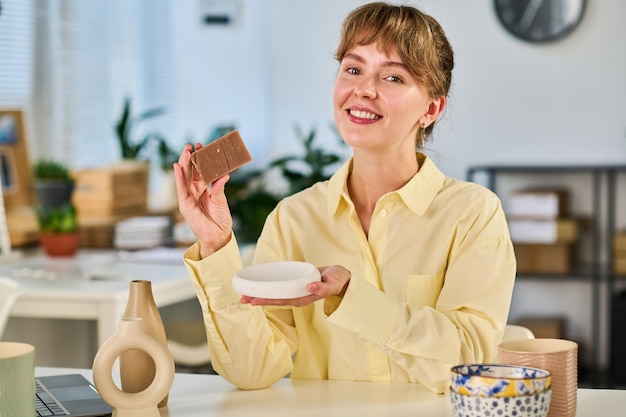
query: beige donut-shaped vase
92 317 175 417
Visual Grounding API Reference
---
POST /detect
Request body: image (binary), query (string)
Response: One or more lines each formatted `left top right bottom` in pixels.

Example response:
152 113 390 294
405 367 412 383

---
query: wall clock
494 0 586 43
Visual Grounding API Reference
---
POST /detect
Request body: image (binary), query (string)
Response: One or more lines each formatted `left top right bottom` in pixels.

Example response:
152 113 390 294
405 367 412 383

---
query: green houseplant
35 204 78 234
31 159 79 256
114 96 166 161
269 125 344 195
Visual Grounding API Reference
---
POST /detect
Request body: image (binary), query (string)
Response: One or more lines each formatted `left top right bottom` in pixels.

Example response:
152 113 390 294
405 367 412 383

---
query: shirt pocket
406 272 444 308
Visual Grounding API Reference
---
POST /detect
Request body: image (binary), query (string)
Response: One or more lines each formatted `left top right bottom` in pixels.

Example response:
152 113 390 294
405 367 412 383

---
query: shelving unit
466 164 626 387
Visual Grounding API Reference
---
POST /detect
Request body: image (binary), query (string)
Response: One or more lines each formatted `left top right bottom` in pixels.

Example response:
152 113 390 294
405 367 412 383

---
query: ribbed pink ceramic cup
498 338 577 417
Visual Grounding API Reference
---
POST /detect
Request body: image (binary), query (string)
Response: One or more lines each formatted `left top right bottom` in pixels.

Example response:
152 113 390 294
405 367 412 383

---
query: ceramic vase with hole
92 317 174 417
118 280 171 407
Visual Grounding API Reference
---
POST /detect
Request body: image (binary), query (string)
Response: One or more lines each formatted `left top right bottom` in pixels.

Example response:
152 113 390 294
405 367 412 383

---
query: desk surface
37 367 626 417
1 248 195 346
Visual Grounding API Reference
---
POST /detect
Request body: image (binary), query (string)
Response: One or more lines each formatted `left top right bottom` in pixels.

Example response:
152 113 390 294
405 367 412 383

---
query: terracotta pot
38 232 79 257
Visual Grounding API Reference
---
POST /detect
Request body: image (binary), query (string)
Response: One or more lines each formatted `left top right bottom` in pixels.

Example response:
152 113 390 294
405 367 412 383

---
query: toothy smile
349 109 380 120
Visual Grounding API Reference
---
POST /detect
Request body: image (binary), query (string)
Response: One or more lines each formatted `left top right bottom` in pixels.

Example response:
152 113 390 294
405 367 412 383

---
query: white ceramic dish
232 261 321 299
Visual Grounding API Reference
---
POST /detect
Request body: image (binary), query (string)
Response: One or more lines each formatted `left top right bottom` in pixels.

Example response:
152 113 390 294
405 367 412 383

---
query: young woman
174 2 516 393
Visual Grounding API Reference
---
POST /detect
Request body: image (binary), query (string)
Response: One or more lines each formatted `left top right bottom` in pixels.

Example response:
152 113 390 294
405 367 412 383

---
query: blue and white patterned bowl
450 364 551 397
450 388 551 417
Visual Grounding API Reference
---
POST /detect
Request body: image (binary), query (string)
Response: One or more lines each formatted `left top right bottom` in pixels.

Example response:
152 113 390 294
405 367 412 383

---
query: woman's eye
385 75 403 83
347 67 360 75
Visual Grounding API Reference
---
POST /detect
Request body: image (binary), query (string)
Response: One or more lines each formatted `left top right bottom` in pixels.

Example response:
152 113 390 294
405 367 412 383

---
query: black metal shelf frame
466 164 626 384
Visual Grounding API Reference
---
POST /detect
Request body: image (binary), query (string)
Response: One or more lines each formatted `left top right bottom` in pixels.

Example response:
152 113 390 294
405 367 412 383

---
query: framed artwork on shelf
0 109 32 208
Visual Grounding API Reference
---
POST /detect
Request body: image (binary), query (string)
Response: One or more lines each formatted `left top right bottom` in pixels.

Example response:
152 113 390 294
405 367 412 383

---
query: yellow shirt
183 153 516 393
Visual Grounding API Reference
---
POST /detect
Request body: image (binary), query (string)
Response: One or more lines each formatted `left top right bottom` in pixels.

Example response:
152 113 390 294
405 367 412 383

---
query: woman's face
333 43 434 153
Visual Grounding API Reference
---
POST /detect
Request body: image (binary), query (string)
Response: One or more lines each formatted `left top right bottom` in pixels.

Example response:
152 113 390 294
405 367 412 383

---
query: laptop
35 374 113 417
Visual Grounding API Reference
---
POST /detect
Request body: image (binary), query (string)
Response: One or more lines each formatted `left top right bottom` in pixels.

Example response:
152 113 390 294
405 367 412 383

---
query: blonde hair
335 2 454 141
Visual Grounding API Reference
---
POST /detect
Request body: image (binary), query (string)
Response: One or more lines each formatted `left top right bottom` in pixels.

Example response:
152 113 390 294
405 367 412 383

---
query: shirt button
380 209 388 217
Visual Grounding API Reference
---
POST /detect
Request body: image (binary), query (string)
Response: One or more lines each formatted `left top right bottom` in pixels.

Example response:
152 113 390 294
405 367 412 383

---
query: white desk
36 367 626 417
0 249 195 348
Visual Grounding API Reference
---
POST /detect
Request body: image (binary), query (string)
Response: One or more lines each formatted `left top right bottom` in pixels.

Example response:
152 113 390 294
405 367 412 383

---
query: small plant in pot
32 159 75 208
35 203 79 257
31 159 79 257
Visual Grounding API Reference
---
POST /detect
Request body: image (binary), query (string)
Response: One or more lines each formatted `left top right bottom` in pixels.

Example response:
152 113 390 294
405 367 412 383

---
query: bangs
343 20 401 58
336 5 415 60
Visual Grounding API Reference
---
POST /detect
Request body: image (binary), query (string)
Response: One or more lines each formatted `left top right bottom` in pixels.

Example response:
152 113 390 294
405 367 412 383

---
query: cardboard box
514 243 575 274
78 217 121 248
614 232 626 252
509 218 578 244
612 233 626 274
6 206 38 246
72 162 149 218
507 189 569 219
515 316 566 339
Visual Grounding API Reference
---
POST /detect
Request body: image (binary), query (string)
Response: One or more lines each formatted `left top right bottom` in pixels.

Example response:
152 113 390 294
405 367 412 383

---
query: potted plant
32 159 75 208
35 203 79 257
31 159 79 256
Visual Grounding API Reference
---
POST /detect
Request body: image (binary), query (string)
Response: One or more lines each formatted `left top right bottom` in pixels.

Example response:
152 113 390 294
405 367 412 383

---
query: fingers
173 144 197 206
240 293 320 307
307 280 337 298
173 162 187 204
175 143 193 183
210 174 230 195
174 145 230 199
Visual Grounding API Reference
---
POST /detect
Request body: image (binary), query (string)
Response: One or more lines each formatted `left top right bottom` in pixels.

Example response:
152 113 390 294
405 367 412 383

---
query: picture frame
0 110 32 208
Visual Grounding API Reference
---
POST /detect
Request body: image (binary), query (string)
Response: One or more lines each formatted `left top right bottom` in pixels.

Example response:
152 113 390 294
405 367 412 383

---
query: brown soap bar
190 130 252 185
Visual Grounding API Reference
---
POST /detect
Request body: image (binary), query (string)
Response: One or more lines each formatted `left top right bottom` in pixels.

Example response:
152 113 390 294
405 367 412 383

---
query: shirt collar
326 153 446 218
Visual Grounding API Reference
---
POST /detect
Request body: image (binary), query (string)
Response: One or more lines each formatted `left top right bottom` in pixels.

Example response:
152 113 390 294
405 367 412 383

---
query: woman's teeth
349 109 379 120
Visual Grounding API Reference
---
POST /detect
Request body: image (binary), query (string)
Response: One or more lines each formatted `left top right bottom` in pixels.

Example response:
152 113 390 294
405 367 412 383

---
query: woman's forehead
344 40 401 60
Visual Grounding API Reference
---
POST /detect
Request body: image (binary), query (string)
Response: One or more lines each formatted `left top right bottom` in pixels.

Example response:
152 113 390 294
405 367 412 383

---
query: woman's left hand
239 265 351 307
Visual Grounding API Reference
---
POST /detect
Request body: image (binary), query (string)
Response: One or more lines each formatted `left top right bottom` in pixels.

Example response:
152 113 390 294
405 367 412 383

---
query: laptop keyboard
35 379 69 416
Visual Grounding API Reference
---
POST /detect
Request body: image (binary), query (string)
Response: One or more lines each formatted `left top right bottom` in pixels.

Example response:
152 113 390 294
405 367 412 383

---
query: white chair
0 277 20 339
166 320 212 369
502 324 535 343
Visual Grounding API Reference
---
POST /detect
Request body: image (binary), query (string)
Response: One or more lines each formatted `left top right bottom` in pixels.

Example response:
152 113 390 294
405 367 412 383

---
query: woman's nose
354 76 377 99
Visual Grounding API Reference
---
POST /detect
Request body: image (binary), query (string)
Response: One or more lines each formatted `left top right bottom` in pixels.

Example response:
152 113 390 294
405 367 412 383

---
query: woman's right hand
173 143 233 258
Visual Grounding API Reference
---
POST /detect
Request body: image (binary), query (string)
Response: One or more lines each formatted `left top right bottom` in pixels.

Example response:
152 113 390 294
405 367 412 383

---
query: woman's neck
347 150 419 235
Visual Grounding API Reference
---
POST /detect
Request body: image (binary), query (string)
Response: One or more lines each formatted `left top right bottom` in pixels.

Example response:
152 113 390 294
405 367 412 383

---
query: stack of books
114 216 172 249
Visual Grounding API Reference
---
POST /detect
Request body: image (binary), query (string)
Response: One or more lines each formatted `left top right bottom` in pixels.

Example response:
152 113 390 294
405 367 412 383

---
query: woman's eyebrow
343 52 409 71
343 52 365 63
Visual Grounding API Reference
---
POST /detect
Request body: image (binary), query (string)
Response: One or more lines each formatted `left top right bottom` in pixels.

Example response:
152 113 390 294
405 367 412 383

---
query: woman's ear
423 96 446 127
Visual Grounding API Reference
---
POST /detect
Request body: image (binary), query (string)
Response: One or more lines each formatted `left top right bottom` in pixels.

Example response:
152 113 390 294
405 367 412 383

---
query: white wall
171 0 271 163
173 1 626 177
172 0 626 369
265 0 626 179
